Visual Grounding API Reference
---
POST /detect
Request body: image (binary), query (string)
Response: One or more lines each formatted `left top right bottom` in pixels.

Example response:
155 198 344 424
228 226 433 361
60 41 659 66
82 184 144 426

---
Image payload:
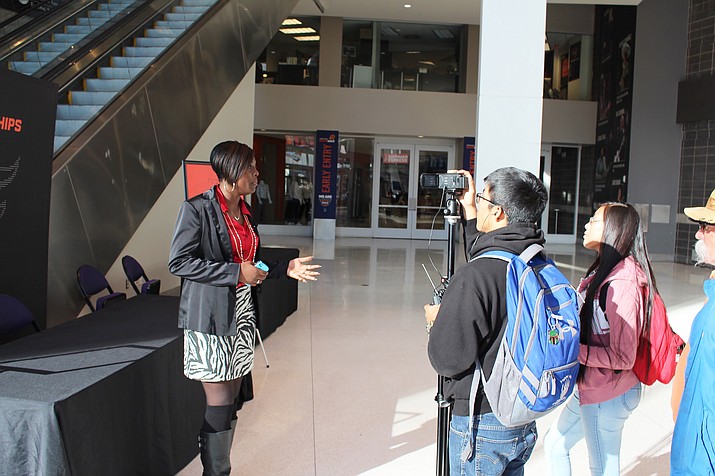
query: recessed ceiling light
279 27 316 35
294 35 320 42
404 4 412 8
433 29 455 39
282 18 302 26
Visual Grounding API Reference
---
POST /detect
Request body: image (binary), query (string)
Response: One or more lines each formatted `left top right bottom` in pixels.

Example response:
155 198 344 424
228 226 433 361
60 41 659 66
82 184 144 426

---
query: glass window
544 33 593 100
341 20 462 92
253 133 315 226
256 17 320 86
336 137 373 228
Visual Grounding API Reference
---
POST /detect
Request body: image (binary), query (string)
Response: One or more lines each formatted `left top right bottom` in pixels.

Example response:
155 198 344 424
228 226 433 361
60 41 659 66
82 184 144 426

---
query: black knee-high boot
200 404 234 476
199 429 233 476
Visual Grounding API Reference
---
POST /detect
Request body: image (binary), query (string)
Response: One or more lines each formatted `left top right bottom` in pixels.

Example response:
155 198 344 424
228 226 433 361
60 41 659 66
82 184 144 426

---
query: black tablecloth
257 247 299 337
0 295 204 476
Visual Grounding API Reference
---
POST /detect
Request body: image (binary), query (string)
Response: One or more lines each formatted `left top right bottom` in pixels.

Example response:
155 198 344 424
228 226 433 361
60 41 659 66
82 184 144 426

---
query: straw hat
684 189 715 224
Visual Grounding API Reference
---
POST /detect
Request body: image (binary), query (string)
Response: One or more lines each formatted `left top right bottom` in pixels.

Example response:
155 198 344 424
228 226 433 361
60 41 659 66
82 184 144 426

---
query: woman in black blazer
169 141 319 476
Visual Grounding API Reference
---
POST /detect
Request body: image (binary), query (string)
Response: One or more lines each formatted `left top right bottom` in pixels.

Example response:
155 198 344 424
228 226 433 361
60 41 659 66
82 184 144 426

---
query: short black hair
209 141 253 183
484 167 548 224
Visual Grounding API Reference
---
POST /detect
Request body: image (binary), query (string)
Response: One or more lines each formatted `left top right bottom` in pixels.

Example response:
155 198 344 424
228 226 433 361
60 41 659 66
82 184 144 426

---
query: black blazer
168 187 289 335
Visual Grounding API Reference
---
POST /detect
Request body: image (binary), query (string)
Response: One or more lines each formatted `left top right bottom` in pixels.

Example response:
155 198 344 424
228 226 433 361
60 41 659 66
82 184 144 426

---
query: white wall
256 84 596 145
101 66 257 299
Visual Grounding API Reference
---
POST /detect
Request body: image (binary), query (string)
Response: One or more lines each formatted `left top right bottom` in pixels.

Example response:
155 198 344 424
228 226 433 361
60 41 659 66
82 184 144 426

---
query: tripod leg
255 329 269 368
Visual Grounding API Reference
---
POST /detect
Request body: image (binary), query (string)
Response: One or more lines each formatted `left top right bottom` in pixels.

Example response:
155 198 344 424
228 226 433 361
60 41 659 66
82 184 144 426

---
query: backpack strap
598 281 611 312
519 243 545 264
462 359 483 462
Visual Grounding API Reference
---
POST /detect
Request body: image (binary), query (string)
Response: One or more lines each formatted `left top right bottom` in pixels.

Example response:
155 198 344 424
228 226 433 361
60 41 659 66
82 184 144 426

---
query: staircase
8 1 136 76
5 0 218 152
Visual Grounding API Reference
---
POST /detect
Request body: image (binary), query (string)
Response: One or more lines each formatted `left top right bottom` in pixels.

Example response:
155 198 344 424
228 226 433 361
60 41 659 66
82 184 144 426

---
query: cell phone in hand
254 260 269 272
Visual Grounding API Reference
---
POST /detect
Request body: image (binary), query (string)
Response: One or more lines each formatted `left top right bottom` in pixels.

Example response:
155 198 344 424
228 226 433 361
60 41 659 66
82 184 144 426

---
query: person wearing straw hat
671 189 715 475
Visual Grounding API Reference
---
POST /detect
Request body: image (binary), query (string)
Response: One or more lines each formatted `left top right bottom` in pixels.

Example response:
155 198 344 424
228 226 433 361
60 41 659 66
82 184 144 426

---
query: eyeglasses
476 193 500 208
698 222 715 233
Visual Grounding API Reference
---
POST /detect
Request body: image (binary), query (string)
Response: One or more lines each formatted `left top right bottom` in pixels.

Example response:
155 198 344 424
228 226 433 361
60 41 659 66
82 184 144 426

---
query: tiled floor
177 235 710 475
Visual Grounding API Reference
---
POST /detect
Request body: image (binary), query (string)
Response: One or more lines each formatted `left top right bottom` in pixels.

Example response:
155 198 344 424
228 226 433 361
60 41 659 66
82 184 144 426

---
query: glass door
372 142 452 239
374 144 413 238
541 144 581 244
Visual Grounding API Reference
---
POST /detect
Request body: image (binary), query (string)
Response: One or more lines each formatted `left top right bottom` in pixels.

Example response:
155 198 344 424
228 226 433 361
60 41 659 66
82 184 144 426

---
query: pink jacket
577 256 644 405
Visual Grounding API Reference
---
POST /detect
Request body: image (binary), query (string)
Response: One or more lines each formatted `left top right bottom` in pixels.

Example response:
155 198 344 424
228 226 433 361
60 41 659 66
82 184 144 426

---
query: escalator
1 0 299 325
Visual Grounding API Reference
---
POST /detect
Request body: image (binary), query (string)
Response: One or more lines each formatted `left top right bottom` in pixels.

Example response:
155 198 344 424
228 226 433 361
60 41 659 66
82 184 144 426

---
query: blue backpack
462 244 580 460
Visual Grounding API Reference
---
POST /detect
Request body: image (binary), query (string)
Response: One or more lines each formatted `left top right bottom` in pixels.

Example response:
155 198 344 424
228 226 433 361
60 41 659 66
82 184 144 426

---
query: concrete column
474 0 547 182
462 25 479 95
319 16 342 87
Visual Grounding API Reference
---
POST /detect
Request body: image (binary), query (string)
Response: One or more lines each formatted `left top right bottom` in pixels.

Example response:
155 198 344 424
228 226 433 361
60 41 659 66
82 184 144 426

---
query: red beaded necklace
224 208 257 263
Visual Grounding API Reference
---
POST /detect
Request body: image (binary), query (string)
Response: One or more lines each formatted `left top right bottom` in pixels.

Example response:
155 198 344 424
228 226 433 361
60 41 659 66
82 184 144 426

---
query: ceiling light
282 18 302 26
433 29 455 39
419 60 435 66
294 35 320 42
280 27 317 35
406 51 421 54
404 4 412 8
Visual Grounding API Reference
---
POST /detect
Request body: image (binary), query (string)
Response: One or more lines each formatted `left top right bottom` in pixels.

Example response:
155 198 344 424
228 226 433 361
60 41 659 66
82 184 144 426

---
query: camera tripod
434 190 461 476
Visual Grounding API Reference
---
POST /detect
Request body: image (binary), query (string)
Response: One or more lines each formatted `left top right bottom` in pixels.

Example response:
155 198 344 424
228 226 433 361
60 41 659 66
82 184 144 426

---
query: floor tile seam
308 282 319 476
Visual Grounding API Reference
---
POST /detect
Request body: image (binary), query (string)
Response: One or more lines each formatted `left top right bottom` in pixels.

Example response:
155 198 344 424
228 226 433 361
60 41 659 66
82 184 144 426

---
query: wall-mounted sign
382 153 409 164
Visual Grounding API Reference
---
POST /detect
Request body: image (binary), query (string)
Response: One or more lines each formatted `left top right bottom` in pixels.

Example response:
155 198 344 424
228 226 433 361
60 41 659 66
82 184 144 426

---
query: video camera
419 173 466 192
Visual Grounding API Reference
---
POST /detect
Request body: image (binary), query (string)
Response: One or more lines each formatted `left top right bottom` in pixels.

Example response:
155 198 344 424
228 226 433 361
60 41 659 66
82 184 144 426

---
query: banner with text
0 69 57 329
314 130 338 219
463 137 476 176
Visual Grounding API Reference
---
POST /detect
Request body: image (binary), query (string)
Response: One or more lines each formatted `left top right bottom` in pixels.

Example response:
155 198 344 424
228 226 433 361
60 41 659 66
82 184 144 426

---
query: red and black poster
314 130 338 219
593 6 636 204
0 69 57 329
462 137 475 176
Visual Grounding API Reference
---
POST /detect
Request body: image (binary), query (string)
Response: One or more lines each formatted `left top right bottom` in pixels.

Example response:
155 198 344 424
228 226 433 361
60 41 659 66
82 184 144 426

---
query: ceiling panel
291 0 641 25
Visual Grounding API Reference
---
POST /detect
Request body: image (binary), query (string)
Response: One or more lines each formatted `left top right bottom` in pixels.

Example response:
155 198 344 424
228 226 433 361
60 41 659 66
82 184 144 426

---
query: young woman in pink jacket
543 203 657 475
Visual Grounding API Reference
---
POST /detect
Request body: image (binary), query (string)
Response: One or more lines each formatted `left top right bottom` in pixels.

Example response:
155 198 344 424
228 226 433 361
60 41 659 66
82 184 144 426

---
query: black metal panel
113 89 165 225
65 116 131 272
677 76 715 123
147 36 204 181
47 168 93 329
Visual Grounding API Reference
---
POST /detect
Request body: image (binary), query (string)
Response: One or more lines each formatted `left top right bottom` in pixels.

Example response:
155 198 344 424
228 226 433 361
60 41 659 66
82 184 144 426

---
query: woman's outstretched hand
287 256 321 283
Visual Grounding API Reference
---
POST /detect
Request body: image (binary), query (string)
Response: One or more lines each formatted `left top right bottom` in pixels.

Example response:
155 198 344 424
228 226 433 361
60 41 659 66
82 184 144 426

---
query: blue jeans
449 412 537 476
543 383 642 476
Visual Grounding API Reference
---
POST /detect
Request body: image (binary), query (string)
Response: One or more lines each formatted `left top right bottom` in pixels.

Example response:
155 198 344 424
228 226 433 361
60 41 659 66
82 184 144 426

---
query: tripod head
443 190 462 225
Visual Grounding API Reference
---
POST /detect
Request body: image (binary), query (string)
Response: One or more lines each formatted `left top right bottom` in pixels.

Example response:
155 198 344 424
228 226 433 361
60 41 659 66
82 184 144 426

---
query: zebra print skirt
183 285 256 382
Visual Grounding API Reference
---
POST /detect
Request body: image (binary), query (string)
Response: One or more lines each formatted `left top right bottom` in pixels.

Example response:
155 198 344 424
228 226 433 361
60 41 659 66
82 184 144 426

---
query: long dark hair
579 203 656 381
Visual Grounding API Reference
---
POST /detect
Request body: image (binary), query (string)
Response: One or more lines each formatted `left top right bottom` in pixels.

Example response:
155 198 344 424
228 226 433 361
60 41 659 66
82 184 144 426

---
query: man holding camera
425 167 548 476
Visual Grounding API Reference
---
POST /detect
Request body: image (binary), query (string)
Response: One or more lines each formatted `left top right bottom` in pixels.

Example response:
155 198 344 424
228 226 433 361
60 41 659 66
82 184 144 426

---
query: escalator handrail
43 0 180 91
0 0 101 62
0 0 52 31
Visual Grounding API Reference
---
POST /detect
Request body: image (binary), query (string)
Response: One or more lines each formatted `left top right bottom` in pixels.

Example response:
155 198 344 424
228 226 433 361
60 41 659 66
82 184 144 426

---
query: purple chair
0 294 40 341
121 255 161 295
76 265 126 312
